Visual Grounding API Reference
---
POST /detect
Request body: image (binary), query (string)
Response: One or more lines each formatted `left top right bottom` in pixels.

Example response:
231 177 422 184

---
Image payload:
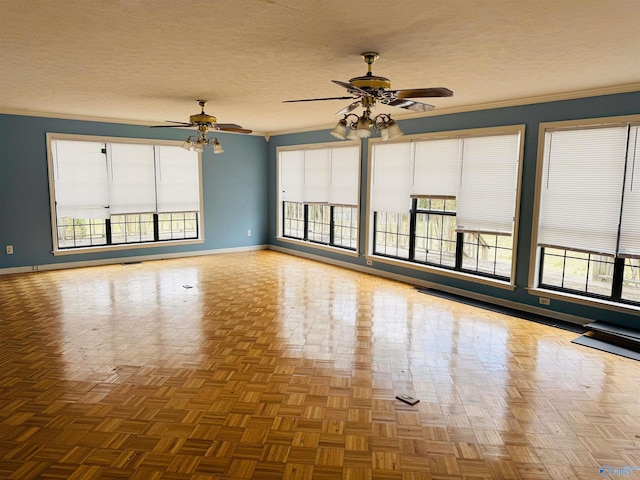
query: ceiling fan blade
150 123 194 128
331 80 370 97
217 127 252 134
215 123 243 129
283 96 356 103
393 87 453 99
386 98 435 112
336 100 361 116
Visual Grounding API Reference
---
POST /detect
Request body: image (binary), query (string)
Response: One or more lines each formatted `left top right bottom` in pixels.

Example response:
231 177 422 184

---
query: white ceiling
1 0 639 137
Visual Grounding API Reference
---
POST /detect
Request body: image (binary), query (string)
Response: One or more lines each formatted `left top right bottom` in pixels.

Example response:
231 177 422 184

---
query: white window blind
538 126 628 255
619 125 640 258
156 146 200 213
456 133 520 234
411 138 460 197
52 140 110 219
304 148 331 203
279 145 360 205
330 145 360 206
280 150 305 203
108 143 157 214
371 142 412 214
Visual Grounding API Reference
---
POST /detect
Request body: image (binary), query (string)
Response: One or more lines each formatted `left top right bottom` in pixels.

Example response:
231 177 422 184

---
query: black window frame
373 197 513 282
532 118 640 308
48 133 203 253
56 212 199 250
282 201 357 252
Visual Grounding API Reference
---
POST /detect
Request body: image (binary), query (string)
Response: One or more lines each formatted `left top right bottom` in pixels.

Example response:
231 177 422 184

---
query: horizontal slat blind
279 150 305 203
304 148 331 203
52 140 110 219
538 126 628 255
108 143 157 214
412 139 460 197
279 145 360 205
456 133 520 234
330 145 360 206
156 146 200 213
619 125 640 258
371 142 412 214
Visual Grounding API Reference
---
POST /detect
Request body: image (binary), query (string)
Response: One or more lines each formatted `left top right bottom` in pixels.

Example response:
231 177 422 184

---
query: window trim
276 140 362 255
528 114 640 312
365 124 525 288
46 132 205 255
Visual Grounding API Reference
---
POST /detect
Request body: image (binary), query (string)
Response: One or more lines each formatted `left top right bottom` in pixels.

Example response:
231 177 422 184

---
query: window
48 135 202 252
278 143 360 252
533 119 640 306
369 126 523 282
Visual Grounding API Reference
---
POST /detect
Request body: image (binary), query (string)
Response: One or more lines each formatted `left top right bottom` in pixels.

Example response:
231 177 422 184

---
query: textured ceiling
1 0 639 137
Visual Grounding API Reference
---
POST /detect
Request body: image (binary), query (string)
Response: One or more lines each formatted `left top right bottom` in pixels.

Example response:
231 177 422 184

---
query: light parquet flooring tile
2 250 640 479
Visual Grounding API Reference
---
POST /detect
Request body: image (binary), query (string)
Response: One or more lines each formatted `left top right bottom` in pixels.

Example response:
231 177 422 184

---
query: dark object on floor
572 322 640 361
396 395 420 406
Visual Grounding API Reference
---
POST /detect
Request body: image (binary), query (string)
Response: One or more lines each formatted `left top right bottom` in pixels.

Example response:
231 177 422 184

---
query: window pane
283 202 305 239
374 212 410 259
111 214 154 244
541 248 614 296
622 259 640 303
308 205 330 244
333 206 357 250
158 212 198 240
414 213 456 267
57 217 107 248
462 233 512 279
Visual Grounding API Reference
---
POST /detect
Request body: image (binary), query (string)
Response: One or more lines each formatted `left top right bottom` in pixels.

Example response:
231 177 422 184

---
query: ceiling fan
152 100 251 153
283 52 453 115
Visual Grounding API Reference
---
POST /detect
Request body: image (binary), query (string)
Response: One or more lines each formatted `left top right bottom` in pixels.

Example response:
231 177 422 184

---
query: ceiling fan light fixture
212 138 224 154
330 118 348 140
383 119 403 141
193 140 205 153
181 138 194 150
355 115 372 138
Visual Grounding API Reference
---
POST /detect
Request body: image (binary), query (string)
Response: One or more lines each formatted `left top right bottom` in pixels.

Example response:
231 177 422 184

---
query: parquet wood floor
1 250 639 479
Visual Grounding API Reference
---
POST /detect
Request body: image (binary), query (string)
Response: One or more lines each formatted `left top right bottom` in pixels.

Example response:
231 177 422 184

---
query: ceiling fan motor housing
189 113 217 125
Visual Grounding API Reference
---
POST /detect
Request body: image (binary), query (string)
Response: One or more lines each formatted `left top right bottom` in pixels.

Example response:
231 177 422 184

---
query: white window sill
527 287 640 315
276 236 360 258
52 238 204 256
366 254 516 291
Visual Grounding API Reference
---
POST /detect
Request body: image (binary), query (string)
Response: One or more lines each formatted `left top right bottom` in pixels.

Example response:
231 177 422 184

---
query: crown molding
1 83 638 140
0 108 266 137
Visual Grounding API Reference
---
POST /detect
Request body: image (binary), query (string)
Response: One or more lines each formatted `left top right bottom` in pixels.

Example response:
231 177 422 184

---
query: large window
48 135 202 252
369 126 523 282
533 119 640 306
278 144 360 251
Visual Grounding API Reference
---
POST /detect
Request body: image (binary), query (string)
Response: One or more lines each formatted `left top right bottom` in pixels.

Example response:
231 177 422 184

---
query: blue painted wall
0 114 269 269
268 91 640 328
2 91 640 328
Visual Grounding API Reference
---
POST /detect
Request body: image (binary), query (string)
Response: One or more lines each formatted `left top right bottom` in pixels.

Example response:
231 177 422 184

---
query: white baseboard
268 245 589 326
0 245 269 275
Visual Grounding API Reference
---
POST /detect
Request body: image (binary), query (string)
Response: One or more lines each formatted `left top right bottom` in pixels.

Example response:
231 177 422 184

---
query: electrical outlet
366 259 372 266
247 229 252 237
539 297 551 305
5 245 13 255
